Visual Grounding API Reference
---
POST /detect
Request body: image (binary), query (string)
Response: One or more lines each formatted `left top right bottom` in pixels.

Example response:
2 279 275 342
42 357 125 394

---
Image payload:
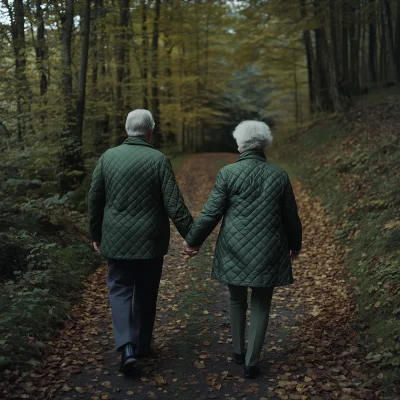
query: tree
76 0 91 140
3 0 31 141
59 0 85 190
151 0 162 147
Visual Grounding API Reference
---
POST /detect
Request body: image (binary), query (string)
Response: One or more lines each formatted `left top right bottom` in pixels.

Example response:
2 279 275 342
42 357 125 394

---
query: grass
272 109 400 392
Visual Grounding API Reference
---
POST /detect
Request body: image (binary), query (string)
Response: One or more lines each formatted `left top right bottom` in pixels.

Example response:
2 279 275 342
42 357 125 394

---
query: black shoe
135 347 155 358
244 365 260 379
119 343 137 373
233 352 246 364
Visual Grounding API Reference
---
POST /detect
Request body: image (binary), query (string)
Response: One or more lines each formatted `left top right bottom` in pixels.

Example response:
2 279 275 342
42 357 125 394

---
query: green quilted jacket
88 136 193 259
185 149 302 287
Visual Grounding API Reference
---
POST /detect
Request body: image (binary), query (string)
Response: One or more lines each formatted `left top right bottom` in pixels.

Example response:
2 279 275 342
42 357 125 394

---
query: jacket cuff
90 232 102 242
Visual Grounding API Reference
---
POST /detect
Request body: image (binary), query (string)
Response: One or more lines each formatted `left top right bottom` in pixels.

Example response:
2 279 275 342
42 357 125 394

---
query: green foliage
0 171 102 369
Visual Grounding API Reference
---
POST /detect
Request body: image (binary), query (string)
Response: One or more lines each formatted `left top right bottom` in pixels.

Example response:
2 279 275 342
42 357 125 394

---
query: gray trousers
107 258 163 351
228 285 274 366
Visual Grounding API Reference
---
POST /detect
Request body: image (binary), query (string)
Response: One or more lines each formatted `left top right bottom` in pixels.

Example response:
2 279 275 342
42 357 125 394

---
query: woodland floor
1 153 383 400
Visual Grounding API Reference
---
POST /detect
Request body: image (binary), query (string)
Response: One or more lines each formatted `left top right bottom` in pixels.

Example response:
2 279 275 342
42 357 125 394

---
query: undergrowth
273 107 400 395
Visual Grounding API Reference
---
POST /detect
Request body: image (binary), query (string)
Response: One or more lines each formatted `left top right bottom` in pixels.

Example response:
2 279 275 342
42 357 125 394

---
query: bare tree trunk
91 0 110 153
59 0 85 190
315 28 332 111
114 0 130 144
380 0 388 83
300 0 317 113
141 0 149 109
395 0 400 79
164 0 175 146
349 23 360 95
369 0 378 82
383 0 398 80
329 0 340 78
338 0 350 99
34 0 48 95
293 63 300 123
5 0 30 141
76 0 91 140
151 0 162 147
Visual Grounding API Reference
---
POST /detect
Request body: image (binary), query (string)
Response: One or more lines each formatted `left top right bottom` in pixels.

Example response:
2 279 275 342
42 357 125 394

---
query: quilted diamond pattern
88 136 193 259
185 149 302 288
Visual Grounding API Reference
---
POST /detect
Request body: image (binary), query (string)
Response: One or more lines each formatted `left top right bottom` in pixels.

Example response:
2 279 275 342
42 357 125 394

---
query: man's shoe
135 347 155 358
233 352 246 364
119 343 137 373
244 365 260 379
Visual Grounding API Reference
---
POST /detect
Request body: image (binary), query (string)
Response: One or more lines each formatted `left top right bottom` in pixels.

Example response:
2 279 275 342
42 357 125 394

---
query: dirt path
2 153 380 400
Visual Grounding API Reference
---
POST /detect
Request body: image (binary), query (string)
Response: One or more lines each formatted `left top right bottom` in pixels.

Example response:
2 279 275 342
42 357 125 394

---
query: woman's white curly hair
233 120 273 151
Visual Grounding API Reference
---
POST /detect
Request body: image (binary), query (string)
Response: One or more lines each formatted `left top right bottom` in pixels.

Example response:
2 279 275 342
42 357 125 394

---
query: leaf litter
0 153 383 399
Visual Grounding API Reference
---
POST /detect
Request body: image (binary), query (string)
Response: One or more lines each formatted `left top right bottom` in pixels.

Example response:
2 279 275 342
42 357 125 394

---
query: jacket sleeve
282 175 302 251
88 155 106 242
185 171 228 247
160 157 194 238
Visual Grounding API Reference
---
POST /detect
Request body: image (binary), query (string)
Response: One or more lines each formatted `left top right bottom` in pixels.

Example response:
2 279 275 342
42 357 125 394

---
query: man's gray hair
125 109 155 137
232 120 273 151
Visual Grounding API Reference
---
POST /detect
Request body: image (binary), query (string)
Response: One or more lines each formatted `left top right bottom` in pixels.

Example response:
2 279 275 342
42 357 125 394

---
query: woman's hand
183 240 200 257
93 242 101 253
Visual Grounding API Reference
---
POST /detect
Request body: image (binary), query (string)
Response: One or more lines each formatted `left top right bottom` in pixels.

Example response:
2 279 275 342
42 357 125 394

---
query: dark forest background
2 0 400 189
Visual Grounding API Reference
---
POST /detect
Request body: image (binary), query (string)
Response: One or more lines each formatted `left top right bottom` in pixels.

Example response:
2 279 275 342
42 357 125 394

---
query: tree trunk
59 0 85 190
395 0 400 79
329 0 340 79
164 0 175 146
8 0 29 141
349 22 360 95
114 0 130 144
76 0 91 140
383 0 398 80
380 0 388 83
151 0 162 147
141 0 149 109
293 63 300 123
91 0 110 153
369 0 378 82
300 0 317 113
34 0 48 95
315 28 333 111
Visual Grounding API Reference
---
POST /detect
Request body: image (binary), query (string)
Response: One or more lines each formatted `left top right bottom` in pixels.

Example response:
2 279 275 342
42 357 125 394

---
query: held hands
183 240 200 257
93 242 101 253
290 250 300 261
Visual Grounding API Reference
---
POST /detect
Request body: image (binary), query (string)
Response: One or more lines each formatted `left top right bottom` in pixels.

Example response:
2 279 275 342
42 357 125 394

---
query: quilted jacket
185 149 302 287
88 136 193 259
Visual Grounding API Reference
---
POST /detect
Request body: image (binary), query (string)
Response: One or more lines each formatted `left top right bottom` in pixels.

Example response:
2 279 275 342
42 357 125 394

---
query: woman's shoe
233 352 246 364
244 365 260 378
119 343 137 373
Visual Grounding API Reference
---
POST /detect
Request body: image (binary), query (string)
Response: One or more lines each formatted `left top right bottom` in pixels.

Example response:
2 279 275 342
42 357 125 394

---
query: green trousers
227 285 274 366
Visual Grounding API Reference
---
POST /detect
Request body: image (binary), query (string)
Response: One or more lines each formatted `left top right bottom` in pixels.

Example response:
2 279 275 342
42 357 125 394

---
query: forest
1 0 400 188
1 0 400 399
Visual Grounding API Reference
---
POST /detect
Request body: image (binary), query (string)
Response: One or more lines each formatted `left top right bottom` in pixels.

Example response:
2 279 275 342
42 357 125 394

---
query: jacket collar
123 136 156 149
237 149 267 163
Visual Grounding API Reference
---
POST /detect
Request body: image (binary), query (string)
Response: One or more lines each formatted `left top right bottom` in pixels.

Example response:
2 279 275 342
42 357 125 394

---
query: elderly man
184 120 302 378
88 109 194 373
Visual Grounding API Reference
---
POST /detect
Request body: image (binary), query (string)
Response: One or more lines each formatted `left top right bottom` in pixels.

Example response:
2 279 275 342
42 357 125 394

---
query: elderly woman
184 120 302 378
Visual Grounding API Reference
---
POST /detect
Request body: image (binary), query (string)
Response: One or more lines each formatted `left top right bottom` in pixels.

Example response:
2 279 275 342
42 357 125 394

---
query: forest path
7 153 379 400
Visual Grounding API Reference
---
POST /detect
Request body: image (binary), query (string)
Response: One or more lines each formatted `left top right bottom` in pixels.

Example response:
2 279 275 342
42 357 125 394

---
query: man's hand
183 240 200 257
290 250 300 261
93 242 101 253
